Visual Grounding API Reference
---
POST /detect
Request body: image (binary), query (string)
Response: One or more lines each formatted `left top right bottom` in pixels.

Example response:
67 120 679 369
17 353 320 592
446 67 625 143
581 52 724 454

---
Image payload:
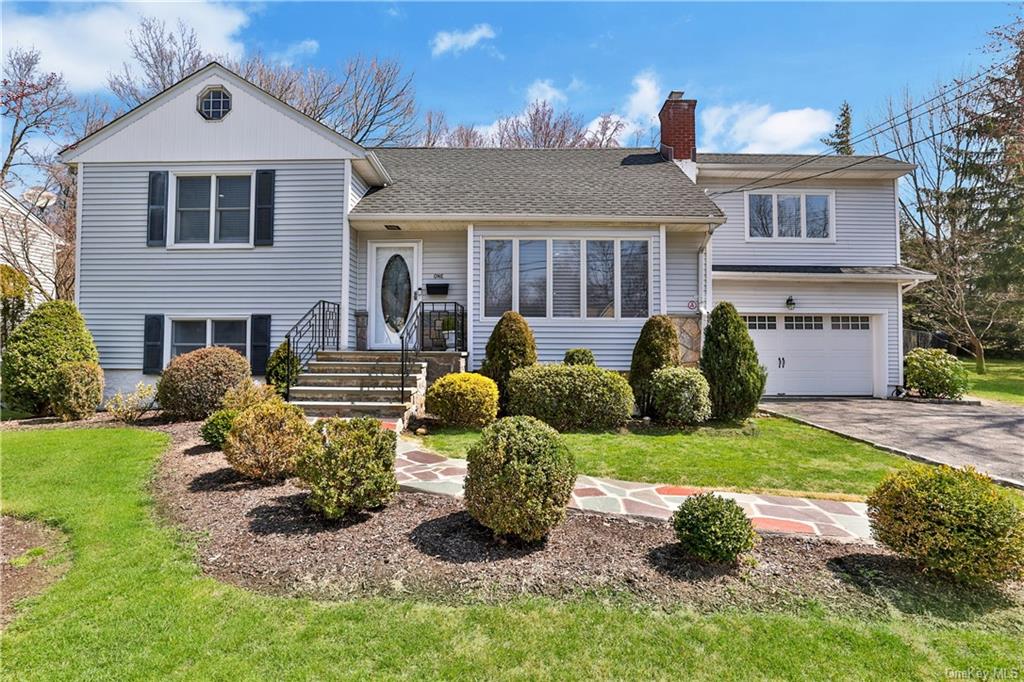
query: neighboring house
60 62 931 412
0 186 61 302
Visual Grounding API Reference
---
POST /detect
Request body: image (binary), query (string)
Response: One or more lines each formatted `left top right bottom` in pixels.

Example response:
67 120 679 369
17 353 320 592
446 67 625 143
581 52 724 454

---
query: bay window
482 237 650 319
746 191 834 241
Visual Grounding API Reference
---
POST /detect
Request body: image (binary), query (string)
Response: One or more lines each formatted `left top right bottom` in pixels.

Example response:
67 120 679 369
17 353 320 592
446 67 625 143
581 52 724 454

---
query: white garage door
742 314 875 396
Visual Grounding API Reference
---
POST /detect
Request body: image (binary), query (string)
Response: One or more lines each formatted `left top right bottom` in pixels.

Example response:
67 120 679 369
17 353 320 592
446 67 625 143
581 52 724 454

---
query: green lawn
3 428 1022 680
420 417 913 499
966 359 1024 406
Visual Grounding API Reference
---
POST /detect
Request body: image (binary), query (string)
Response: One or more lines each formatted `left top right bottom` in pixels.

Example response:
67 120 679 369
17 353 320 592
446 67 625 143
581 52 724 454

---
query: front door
368 241 420 349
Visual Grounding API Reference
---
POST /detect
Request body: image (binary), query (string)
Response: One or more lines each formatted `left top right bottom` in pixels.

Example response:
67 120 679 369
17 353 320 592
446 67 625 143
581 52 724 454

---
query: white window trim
164 314 251 367
480 236 653 322
167 170 256 249
743 189 837 243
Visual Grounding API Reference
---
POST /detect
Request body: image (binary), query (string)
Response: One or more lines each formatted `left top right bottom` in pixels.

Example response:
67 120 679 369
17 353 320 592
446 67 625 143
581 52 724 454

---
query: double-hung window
746 191 834 241
483 237 649 319
173 174 253 245
170 318 249 359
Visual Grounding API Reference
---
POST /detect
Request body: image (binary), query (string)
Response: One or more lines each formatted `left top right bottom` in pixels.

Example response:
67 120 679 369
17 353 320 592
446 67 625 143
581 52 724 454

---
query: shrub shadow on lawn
188 467 276 493
646 543 740 583
247 493 372 537
827 553 1016 621
410 511 548 564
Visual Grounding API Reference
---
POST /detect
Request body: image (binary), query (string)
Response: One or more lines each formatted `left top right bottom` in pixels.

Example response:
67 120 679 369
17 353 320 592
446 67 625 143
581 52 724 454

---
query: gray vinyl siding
703 179 899 266
354 230 468 320
713 279 902 388
470 226 676 370
665 230 702 312
78 160 345 370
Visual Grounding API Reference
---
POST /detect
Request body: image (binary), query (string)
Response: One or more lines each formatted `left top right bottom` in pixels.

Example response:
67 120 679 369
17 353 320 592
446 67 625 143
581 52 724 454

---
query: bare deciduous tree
494 100 588 148
108 17 208 108
445 124 488 148
1 48 74 186
582 113 626 148
421 110 448 147
330 55 418 146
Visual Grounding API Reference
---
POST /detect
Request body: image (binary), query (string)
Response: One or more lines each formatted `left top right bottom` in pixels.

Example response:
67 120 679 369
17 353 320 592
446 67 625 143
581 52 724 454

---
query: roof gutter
350 212 726 226
364 151 393 186
713 270 937 284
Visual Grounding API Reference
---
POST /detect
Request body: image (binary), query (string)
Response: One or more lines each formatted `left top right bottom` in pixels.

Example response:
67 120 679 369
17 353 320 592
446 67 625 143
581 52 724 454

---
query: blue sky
4 1 1019 152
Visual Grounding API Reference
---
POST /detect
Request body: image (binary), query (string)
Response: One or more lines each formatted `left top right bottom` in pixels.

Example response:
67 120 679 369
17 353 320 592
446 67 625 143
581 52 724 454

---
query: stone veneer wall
668 315 701 365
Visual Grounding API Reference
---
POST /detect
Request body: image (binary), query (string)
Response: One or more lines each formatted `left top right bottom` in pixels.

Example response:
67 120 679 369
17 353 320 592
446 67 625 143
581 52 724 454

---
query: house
0 186 62 302
59 62 932 418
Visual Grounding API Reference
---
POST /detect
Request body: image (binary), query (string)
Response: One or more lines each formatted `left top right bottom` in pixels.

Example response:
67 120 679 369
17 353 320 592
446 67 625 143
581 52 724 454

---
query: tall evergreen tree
820 101 855 155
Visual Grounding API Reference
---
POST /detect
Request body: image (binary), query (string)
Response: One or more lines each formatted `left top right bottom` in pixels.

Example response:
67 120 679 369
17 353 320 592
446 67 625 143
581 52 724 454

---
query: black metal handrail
399 301 466 402
283 300 340 400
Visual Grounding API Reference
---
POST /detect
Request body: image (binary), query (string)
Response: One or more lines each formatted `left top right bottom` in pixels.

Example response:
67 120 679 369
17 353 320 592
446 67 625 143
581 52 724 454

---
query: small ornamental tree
480 311 537 411
629 315 682 416
1 300 99 415
700 302 767 422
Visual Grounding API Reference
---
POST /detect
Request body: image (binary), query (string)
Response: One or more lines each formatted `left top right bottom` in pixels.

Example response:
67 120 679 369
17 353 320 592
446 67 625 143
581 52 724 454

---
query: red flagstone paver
751 518 815 534
816 524 855 537
438 466 467 477
756 504 835 524
404 450 447 465
574 487 605 498
656 485 702 496
622 498 673 520
807 499 859 516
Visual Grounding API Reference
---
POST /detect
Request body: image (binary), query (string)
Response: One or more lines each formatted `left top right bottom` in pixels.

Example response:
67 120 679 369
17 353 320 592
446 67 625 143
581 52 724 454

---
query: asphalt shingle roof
351 147 724 220
697 153 914 172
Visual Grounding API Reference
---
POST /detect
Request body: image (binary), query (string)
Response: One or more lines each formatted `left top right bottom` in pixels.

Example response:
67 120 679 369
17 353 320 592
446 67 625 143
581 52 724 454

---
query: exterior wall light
785 296 796 310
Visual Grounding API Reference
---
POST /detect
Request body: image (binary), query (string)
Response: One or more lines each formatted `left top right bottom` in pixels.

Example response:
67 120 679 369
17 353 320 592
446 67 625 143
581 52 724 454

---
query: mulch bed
1 516 69 628
153 422 1024 616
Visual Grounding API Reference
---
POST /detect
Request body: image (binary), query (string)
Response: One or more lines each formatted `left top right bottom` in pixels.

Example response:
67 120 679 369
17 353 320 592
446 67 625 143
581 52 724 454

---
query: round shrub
221 381 278 411
425 372 499 427
904 348 969 400
464 416 576 542
297 417 398 519
630 315 682 416
650 366 711 426
156 346 251 420
480 311 537 411
264 341 300 395
563 348 596 366
867 465 1024 583
0 300 98 415
507 364 634 431
672 493 758 563
49 361 104 422
223 399 319 480
200 408 238 449
700 302 767 422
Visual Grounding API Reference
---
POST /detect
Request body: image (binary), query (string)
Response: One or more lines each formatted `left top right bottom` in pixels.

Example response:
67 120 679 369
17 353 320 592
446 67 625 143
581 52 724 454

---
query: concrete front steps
288 351 426 425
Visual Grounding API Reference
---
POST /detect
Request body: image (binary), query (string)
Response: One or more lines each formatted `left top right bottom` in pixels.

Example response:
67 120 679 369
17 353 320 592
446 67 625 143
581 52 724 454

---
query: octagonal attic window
198 87 231 120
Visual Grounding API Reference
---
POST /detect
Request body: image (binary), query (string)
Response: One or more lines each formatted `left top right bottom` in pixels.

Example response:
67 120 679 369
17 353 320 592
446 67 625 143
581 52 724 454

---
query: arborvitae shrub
264 341 300 395
629 315 682 416
480 311 537 411
700 303 767 421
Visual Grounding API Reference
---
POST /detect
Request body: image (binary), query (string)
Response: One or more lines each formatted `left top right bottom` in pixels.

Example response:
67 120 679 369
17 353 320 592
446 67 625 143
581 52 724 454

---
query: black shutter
147 171 168 246
250 314 271 374
143 315 164 375
254 170 275 246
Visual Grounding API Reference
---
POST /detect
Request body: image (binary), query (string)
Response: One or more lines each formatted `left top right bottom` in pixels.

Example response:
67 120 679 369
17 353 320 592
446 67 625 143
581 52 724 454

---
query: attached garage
741 313 877 396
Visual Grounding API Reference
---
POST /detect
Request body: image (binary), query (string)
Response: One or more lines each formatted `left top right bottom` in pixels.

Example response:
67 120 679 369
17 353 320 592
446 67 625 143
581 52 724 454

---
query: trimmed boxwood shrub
425 372 499 427
156 346 251 420
223 398 319 480
464 416 576 542
904 348 969 400
867 465 1024 583
563 348 596 366
49 361 104 421
700 302 767 422
201 408 238 448
264 341 300 395
672 493 758 563
480 311 537 411
1 300 99 415
297 417 398 519
629 315 682 416
650 366 711 426
507 364 634 431
221 381 278 411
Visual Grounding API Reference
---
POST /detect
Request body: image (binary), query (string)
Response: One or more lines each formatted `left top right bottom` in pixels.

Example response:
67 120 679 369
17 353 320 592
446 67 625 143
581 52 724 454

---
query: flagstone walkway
395 437 873 543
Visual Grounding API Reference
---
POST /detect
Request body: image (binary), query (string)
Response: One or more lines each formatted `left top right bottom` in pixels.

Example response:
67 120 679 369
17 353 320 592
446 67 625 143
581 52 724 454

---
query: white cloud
430 23 497 57
567 76 586 93
271 39 319 66
700 103 834 153
525 79 566 105
624 70 662 128
3 1 250 92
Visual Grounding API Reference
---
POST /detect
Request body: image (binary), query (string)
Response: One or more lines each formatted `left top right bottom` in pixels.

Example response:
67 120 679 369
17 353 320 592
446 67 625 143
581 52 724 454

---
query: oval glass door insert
381 253 412 333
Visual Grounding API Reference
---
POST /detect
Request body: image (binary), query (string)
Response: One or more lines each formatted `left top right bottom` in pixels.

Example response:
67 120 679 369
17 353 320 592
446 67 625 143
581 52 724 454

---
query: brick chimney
659 91 697 162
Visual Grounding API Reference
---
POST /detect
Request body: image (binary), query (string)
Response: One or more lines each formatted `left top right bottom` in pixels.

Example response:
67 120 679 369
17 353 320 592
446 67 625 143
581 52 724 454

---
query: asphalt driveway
762 398 1024 486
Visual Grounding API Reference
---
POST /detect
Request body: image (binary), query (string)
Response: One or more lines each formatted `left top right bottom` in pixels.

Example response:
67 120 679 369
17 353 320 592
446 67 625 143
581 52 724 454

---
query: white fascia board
349 212 726 226
712 271 936 284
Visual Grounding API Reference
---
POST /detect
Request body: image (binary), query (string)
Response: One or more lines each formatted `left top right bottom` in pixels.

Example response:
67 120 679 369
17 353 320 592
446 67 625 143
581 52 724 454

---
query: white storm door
368 241 420 350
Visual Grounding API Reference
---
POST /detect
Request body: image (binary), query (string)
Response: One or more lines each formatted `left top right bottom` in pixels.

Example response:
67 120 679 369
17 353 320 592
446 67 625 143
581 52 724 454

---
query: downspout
696 222 720 328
